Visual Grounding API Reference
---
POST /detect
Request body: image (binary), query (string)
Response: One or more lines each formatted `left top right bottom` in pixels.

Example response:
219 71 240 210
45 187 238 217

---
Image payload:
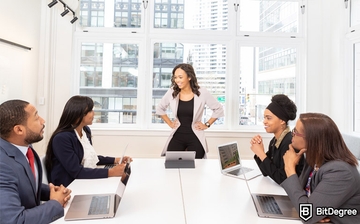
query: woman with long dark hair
282 113 360 223
156 63 224 158
45 95 131 187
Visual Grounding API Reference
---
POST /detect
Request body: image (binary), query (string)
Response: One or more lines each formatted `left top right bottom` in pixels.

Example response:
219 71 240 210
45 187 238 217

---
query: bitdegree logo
299 203 313 221
299 203 358 221
316 207 358 218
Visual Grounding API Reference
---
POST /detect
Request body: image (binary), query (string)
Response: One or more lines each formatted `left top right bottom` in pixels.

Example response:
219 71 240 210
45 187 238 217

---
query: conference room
1 0 359 223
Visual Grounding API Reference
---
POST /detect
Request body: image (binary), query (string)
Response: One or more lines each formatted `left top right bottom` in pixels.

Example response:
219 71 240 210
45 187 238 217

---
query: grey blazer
281 160 360 224
156 87 224 156
0 138 64 224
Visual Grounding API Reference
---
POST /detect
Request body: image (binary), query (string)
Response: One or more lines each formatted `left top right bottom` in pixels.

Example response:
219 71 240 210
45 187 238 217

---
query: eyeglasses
292 128 305 138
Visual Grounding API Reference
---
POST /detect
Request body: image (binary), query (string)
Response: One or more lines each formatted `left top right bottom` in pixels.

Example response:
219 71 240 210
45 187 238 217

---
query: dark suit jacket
0 138 63 224
48 126 115 187
281 160 360 223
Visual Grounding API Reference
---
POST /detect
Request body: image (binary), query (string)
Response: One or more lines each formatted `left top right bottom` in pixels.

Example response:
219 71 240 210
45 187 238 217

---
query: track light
70 16 78 24
61 7 70 17
48 0 78 24
48 0 58 8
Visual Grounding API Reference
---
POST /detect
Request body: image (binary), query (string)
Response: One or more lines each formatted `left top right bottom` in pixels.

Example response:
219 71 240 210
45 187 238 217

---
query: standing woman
45 95 131 187
250 94 304 184
282 113 360 224
156 63 224 159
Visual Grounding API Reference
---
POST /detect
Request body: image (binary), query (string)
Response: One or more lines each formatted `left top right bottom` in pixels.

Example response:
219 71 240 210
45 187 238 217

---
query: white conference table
53 158 302 224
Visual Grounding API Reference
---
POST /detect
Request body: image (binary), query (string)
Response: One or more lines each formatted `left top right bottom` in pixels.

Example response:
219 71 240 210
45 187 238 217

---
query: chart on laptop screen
218 143 241 169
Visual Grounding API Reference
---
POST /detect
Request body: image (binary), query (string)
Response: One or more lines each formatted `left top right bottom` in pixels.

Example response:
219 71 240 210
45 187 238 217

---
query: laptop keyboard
103 164 115 169
88 195 110 215
256 195 282 215
228 167 253 175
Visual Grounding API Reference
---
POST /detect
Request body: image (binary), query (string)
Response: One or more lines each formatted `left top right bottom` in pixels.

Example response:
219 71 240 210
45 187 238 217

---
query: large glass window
154 0 228 30
351 0 360 27
239 46 297 126
80 0 143 28
80 42 139 124
152 42 226 125
75 0 304 128
238 0 299 34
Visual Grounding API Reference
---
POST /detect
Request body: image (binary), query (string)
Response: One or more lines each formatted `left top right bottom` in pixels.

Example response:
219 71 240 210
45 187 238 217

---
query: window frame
73 0 307 131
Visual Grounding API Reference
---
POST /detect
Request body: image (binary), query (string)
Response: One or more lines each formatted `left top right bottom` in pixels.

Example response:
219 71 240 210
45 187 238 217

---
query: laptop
164 151 196 168
243 170 299 220
249 193 299 220
97 144 129 169
217 141 261 180
165 151 196 161
64 176 128 221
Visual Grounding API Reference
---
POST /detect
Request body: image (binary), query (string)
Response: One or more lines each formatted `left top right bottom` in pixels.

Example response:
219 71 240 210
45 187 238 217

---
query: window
350 0 360 27
75 0 305 129
79 42 139 124
238 0 299 34
152 42 227 124
80 0 143 28
239 46 297 126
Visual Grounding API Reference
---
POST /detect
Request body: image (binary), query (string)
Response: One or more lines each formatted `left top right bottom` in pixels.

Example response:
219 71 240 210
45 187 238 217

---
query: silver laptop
64 178 127 221
98 144 128 169
165 151 196 161
164 151 196 168
250 193 299 220
217 141 261 180
241 160 299 220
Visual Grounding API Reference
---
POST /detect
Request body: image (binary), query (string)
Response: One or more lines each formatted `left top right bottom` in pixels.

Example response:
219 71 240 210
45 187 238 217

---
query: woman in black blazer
250 94 304 184
45 95 131 187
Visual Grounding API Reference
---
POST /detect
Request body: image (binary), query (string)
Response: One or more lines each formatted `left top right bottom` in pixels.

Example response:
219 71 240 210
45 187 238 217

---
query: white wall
0 0 76 154
0 0 41 105
0 0 354 159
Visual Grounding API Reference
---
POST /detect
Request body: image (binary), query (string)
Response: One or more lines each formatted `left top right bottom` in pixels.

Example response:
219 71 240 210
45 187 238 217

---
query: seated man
0 100 71 224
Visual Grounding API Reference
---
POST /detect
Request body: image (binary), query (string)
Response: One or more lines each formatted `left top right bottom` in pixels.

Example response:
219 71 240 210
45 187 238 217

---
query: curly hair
0 100 29 139
171 63 200 98
271 94 297 123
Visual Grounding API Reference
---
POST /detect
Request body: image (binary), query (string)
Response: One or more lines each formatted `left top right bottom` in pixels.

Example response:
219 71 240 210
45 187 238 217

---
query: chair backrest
342 133 360 173
40 155 48 184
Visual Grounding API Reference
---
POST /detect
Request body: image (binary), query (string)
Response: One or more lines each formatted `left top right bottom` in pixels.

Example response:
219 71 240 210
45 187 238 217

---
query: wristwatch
205 122 211 128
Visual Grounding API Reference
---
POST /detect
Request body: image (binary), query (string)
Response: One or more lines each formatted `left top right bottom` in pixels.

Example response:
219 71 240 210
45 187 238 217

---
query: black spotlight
70 16 78 24
48 0 58 8
61 8 70 17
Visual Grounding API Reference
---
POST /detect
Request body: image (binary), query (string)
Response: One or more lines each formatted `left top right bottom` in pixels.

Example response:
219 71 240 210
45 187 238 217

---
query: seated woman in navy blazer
45 95 132 187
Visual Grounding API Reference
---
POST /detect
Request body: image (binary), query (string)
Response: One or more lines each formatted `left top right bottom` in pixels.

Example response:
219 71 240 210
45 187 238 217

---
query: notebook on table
64 175 128 221
97 144 129 169
217 141 261 180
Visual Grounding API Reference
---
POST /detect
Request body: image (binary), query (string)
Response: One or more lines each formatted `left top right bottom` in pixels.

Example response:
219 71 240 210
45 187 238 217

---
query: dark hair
45 95 94 174
0 100 29 139
171 63 200 98
268 94 297 124
300 113 358 168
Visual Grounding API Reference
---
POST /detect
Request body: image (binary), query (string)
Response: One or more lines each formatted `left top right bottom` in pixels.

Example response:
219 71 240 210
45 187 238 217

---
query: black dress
167 97 205 159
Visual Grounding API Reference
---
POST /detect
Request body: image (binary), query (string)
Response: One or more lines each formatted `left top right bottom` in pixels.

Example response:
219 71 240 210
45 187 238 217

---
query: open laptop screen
218 142 241 170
